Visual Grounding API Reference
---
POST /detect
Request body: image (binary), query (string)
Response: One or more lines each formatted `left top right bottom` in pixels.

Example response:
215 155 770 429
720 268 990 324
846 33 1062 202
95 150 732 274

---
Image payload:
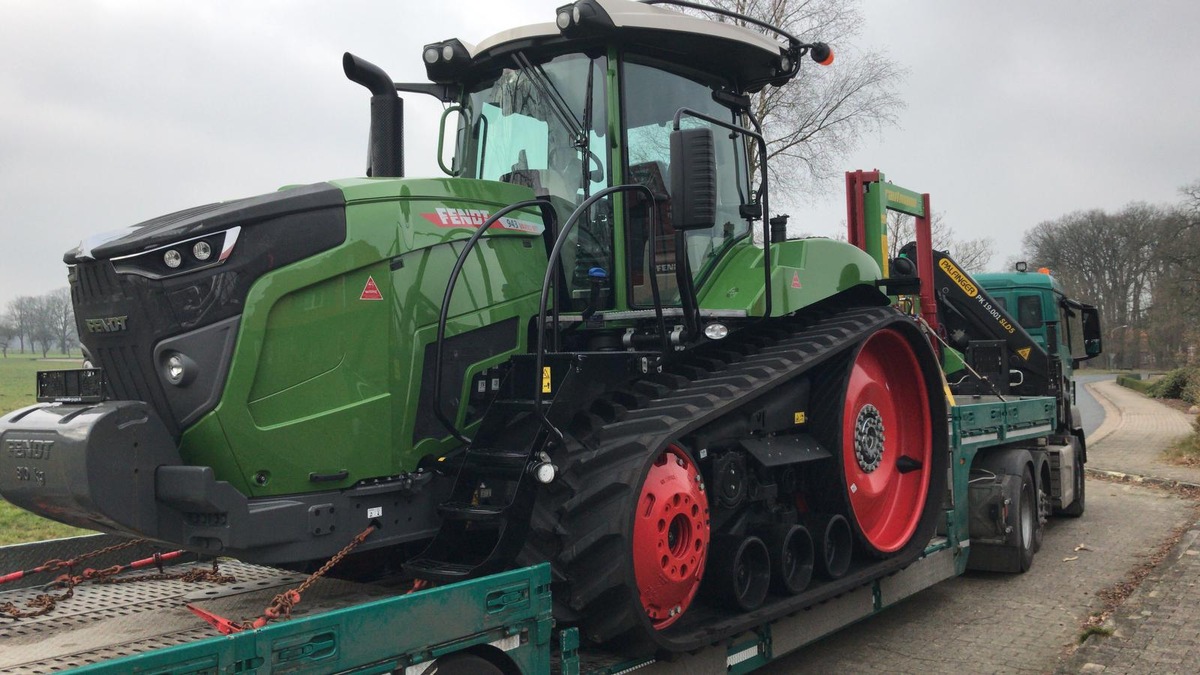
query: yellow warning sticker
794 411 807 425
542 367 552 393
938 258 978 298
1016 347 1032 360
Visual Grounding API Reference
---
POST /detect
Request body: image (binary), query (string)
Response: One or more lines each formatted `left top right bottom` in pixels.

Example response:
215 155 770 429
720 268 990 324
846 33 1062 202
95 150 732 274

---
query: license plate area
37 369 108 404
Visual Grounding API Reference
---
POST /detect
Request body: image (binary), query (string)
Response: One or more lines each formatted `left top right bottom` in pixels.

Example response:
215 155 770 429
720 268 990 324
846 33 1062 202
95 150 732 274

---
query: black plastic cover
670 126 717 230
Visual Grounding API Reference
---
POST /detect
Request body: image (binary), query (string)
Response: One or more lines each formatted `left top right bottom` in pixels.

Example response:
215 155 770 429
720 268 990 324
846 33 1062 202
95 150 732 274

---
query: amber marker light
809 42 835 66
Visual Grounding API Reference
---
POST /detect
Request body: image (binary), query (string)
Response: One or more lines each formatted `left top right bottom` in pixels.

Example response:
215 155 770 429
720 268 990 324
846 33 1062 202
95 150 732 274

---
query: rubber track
519 304 948 654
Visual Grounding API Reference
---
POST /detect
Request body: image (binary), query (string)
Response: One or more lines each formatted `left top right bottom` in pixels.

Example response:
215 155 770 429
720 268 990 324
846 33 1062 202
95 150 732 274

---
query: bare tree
1023 203 1167 368
44 288 77 355
0 316 14 357
701 0 905 195
6 296 38 354
887 210 994 273
27 295 58 358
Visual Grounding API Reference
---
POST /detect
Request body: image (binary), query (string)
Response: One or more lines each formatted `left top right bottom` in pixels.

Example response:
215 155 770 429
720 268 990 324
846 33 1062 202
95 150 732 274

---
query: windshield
622 58 752 306
460 53 608 207
459 52 611 310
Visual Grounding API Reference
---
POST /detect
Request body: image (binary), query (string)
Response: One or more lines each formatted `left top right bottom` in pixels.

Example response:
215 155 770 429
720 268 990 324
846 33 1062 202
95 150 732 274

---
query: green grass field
0 355 94 545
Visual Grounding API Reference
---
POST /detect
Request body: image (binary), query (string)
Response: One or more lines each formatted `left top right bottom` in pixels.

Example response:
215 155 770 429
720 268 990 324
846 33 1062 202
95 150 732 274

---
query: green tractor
1 0 951 654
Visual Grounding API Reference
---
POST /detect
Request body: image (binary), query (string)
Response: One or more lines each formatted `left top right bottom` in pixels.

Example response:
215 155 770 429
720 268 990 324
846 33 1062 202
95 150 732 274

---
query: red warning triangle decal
360 276 383 301
791 272 802 289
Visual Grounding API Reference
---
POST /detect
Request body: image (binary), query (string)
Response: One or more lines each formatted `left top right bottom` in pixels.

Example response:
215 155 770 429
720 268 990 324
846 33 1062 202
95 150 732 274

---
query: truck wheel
424 652 504 675
830 327 935 556
1060 440 1086 518
1014 467 1037 573
631 444 709 630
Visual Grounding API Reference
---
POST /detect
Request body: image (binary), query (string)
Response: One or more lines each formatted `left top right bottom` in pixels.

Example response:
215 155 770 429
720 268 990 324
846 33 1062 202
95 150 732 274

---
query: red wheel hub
632 444 709 630
840 328 933 554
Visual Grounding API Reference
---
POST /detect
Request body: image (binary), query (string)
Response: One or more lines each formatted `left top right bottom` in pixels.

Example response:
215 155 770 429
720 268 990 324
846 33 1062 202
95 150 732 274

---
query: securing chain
189 525 376 634
0 539 232 621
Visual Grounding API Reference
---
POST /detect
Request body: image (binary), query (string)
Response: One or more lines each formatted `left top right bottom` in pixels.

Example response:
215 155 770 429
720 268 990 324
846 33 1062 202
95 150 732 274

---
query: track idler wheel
833 327 935 556
631 444 709 630
807 514 852 580
756 524 814 595
702 534 771 611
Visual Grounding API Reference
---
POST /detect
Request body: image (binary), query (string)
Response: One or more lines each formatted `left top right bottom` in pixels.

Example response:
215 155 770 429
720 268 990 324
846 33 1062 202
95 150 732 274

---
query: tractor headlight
162 351 197 387
704 322 729 340
555 1 614 38
422 39 470 84
192 240 212 261
112 226 240 279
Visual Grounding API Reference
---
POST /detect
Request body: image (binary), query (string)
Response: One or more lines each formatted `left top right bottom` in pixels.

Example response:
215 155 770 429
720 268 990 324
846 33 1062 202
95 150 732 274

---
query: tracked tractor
3 0 957 655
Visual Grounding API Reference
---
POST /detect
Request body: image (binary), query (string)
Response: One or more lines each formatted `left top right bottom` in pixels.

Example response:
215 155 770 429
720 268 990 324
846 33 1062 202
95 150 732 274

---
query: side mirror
1085 339 1102 356
670 127 717 231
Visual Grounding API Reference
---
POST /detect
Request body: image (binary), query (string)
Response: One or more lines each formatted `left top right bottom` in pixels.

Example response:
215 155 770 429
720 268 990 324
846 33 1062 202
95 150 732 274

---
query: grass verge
0 356 96 544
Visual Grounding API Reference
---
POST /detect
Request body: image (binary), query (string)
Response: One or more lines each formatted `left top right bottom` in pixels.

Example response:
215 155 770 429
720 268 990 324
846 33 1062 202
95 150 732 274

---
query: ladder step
438 501 508 521
469 449 531 468
403 558 474 582
489 398 550 412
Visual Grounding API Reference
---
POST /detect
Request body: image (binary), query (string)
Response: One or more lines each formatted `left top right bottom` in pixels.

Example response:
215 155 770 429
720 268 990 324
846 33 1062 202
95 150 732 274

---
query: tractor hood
66 183 346 265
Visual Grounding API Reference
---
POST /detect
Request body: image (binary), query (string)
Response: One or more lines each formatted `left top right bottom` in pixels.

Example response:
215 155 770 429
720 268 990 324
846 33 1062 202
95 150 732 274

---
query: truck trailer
0 0 1102 670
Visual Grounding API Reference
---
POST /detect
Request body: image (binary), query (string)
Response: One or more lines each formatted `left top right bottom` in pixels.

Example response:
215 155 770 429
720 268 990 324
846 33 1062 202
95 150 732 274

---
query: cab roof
449 0 790 93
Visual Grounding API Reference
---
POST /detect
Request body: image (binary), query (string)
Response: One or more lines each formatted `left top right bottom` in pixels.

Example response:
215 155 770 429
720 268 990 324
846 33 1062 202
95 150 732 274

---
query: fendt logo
6 438 54 460
85 316 128 333
420 208 544 234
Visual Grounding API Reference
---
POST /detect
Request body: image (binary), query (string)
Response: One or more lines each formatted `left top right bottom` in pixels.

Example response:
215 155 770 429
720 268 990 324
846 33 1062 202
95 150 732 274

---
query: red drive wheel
840 328 933 555
632 444 709 630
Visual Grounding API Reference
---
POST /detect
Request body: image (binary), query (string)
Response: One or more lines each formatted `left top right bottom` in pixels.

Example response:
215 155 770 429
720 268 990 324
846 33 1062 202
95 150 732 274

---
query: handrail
433 198 557 445
534 184 666 443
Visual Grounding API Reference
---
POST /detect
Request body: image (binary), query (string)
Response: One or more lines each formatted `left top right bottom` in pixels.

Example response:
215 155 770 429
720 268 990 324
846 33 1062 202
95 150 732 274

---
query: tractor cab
416 0 827 326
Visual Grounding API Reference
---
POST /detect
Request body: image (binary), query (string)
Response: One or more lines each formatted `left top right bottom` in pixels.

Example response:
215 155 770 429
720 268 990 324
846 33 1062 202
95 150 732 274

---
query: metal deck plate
0 559 392 673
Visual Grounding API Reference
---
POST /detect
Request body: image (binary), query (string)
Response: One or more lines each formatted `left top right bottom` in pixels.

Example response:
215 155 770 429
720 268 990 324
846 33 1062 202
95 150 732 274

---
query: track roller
702 534 771 611
807 514 852 580
756 524 814 595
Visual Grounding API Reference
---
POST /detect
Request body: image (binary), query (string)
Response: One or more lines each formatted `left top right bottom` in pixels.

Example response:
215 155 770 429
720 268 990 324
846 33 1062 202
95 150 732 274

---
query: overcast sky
2 0 1198 313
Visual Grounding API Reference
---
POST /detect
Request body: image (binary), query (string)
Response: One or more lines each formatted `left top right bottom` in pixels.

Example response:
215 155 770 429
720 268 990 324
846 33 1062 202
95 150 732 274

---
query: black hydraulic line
434 198 557 446
535 184 667 441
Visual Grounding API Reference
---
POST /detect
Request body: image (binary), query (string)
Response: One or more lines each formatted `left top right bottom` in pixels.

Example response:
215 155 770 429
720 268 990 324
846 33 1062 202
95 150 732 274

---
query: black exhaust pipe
343 52 404 178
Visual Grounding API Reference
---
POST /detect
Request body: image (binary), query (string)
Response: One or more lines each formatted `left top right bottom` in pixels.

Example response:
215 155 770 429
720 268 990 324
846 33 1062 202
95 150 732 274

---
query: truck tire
1013 467 1037 573
424 652 504 675
1060 454 1089 516
1060 439 1086 518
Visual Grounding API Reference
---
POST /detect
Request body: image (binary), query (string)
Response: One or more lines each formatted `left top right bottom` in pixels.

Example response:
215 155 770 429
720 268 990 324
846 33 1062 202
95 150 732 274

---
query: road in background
1075 372 1114 438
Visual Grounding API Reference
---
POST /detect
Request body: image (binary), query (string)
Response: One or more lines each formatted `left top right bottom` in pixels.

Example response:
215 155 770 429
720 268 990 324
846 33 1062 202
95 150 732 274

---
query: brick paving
1057 383 1200 674
1084 380 1198 487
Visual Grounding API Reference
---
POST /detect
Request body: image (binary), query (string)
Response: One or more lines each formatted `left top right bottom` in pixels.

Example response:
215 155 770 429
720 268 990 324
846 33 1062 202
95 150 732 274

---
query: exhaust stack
343 52 404 178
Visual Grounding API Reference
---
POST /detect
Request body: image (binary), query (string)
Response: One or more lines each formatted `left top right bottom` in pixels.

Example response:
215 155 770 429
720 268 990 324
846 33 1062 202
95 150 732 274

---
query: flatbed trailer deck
1 393 1066 674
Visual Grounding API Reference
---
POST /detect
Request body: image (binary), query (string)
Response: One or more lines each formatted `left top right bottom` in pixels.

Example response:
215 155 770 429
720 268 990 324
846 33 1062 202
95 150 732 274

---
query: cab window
621 58 752 306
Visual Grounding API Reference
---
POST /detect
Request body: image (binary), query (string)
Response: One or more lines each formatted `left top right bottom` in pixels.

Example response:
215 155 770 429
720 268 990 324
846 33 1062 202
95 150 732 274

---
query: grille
71 260 180 437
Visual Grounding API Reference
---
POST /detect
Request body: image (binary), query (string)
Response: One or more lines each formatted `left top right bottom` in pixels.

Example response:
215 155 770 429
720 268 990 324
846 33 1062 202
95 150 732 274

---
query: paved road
766 377 1198 674
1075 373 1113 438
768 485 1192 673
